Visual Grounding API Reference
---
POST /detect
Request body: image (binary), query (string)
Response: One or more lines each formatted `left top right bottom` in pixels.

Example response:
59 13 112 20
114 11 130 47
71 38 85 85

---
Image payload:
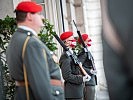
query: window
36 0 46 18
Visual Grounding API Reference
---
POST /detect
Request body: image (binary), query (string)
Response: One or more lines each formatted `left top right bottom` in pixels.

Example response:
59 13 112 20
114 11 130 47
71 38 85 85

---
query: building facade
0 0 108 99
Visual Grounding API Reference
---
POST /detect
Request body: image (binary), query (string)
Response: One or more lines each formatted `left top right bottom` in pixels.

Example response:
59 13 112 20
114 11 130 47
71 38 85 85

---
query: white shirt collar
18 26 37 36
69 49 73 54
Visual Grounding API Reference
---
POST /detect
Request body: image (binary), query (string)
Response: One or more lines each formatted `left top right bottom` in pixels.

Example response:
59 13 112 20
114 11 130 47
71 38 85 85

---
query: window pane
36 0 46 18
36 0 44 3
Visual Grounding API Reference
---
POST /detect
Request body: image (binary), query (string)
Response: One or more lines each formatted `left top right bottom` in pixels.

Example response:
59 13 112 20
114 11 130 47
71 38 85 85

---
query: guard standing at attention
6 1 64 100
59 31 91 100
78 33 97 100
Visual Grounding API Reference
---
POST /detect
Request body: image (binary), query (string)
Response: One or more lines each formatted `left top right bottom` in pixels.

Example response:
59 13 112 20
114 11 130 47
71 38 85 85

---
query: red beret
15 1 42 13
78 33 90 43
60 31 73 41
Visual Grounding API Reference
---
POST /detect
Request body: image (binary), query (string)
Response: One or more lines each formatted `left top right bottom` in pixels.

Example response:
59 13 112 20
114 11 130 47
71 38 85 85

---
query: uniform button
55 90 60 95
27 32 31 36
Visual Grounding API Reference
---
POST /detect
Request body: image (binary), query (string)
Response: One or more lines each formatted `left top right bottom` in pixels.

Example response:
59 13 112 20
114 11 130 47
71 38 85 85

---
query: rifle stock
79 63 88 75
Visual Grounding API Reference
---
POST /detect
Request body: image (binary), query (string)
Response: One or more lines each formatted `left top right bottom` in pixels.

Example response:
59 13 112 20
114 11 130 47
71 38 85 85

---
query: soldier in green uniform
59 31 91 100
77 34 97 100
6 1 64 100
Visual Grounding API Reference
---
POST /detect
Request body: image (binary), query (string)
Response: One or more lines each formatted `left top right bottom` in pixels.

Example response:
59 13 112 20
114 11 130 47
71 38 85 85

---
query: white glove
83 75 91 82
90 69 97 75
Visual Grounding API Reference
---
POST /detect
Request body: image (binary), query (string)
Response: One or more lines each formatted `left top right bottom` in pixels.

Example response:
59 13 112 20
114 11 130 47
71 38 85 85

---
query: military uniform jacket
78 49 97 86
59 51 84 99
6 28 64 100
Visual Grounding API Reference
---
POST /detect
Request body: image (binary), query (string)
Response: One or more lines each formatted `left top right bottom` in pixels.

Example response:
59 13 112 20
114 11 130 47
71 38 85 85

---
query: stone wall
83 0 107 90
0 0 14 19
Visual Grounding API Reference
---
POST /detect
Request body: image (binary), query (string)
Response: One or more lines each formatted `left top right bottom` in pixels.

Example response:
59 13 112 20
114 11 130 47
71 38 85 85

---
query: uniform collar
69 49 73 54
18 26 37 36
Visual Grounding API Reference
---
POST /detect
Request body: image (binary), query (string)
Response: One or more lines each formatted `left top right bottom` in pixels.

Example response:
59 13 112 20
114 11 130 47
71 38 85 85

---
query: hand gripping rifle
52 32 88 76
73 20 96 71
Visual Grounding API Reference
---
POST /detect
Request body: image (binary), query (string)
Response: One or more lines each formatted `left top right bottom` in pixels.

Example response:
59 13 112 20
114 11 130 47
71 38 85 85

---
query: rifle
52 32 88 76
73 20 96 71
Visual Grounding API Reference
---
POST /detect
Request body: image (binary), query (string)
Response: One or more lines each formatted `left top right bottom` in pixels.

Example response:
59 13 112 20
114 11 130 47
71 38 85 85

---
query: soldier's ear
26 13 32 21
64 40 70 47
63 40 66 43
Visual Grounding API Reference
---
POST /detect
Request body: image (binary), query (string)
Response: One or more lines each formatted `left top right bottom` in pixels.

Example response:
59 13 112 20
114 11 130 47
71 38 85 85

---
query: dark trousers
84 85 95 100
